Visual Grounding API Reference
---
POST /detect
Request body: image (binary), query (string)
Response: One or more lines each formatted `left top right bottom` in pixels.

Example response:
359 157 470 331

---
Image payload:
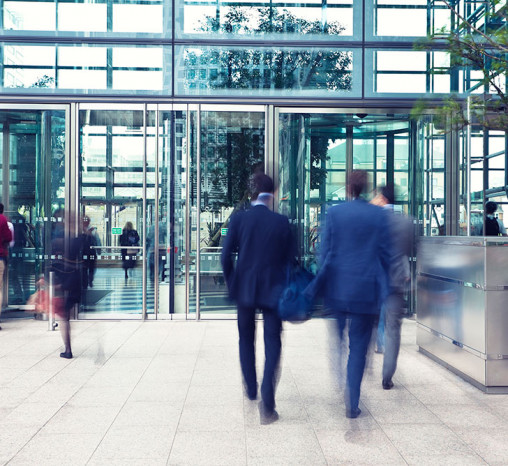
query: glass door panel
1 109 66 315
278 110 415 311
154 105 188 318
197 108 265 318
352 117 411 210
78 106 145 318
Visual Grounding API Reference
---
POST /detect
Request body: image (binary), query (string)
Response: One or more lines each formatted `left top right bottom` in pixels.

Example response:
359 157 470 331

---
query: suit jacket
307 199 393 314
385 208 416 293
221 204 294 310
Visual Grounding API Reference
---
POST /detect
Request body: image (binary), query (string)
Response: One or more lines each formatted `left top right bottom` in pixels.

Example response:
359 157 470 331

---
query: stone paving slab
0 318 506 465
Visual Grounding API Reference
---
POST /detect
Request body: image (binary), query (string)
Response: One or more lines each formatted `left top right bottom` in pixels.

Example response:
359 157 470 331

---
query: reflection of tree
201 113 264 247
189 7 352 92
310 135 330 191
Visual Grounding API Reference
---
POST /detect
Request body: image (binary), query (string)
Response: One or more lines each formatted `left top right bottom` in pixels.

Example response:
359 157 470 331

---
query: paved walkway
1 318 507 465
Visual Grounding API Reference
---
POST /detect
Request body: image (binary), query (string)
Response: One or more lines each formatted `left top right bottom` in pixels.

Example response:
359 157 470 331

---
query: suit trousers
339 312 377 412
237 305 282 412
382 292 405 384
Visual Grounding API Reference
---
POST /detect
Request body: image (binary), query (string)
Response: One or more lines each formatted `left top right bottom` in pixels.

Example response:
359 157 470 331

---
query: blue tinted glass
175 0 359 40
1 43 169 94
3 0 168 35
365 49 461 96
175 45 360 97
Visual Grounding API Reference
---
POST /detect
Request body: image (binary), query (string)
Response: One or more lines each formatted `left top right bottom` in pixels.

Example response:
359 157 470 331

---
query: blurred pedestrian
305 170 392 418
0 203 13 329
81 216 101 289
221 173 295 425
485 201 507 236
51 220 83 359
371 185 416 390
120 221 140 279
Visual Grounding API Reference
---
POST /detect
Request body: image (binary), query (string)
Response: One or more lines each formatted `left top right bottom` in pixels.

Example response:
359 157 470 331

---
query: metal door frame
0 103 70 312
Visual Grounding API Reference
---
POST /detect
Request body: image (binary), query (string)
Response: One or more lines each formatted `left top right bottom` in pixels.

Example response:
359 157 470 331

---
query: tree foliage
415 0 507 130
187 7 352 92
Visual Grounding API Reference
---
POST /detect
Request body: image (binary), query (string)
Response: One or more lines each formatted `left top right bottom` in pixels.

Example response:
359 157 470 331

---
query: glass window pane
377 9 427 36
113 71 163 91
113 4 163 33
59 70 107 90
58 48 107 67
176 46 358 97
377 74 427 93
58 3 107 32
1 43 169 94
113 48 163 68
4 1 56 30
4 69 55 89
176 0 357 39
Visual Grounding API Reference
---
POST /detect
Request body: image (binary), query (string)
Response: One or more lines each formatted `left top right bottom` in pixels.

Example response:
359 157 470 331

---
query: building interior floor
0 317 507 465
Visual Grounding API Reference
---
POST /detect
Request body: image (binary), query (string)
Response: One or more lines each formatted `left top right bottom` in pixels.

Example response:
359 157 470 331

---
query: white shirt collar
251 192 274 207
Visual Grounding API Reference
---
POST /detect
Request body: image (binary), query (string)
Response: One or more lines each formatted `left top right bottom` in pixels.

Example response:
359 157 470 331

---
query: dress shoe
382 380 394 390
258 401 279 425
346 407 362 419
60 352 73 359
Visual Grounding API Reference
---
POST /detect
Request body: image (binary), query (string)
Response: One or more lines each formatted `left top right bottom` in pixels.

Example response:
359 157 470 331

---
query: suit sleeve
378 210 394 292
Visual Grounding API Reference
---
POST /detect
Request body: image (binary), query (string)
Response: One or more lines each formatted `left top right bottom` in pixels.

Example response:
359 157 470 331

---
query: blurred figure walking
0 203 13 329
221 173 295 425
51 221 83 359
371 185 416 390
306 170 392 418
81 216 101 289
120 222 140 279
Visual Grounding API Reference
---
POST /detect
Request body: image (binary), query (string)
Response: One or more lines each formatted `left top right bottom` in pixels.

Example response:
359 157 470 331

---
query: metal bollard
48 271 56 331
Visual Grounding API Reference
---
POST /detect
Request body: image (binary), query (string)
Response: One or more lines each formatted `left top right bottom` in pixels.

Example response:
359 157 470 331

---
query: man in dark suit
306 170 392 418
372 184 416 390
221 173 294 425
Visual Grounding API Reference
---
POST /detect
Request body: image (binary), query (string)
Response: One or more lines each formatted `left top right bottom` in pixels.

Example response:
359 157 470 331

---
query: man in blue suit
221 173 295 425
307 170 392 418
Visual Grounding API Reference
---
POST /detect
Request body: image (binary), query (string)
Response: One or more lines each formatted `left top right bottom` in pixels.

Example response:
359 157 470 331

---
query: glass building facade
0 0 505 319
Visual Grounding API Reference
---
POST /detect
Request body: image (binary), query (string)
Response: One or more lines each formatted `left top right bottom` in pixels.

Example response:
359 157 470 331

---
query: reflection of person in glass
485 201 508 236
120 221 140 279
80 216 101 289
9 211 30 304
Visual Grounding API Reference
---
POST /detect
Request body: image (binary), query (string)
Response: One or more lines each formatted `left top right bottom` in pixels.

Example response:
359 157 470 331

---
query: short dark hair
250 173 274 199
0 203 4 214
380 184 395 205
347 170 368 198
486 201 498 214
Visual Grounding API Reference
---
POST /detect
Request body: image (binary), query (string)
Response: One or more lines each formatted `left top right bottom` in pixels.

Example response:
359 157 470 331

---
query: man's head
250 173 274 201
371 184 395 207
0 203 4 214
347 170 368 199
486 201 498 215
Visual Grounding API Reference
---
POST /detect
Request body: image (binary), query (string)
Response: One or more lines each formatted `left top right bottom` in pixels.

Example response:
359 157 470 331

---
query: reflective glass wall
0 107 67 312
0 1 487 99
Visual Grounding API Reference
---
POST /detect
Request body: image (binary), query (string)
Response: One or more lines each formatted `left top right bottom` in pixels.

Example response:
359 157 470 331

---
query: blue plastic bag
278 266 314 322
